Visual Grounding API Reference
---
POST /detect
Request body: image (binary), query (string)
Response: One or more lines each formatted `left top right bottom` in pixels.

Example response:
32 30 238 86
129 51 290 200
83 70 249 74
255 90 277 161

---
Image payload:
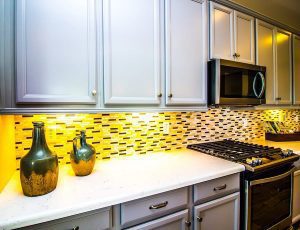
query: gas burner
187 140 299 172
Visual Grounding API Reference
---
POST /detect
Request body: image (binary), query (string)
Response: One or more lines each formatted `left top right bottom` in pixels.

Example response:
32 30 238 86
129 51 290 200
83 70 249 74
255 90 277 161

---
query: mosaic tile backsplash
14 109 300 170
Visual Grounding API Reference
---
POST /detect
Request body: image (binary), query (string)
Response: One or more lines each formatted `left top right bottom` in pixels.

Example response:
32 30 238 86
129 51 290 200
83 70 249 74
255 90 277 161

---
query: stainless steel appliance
208 59 266 106
188 140 299 230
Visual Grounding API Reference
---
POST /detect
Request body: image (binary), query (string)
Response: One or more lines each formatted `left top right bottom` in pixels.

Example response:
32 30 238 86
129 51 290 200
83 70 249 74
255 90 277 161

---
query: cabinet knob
197 216 203 222
158 93 162 97
185 221 191 227
72 227 79 230
168 93 173 98
233 53 237 58
275 97 282 101
236 53 240 58
92 89 97 96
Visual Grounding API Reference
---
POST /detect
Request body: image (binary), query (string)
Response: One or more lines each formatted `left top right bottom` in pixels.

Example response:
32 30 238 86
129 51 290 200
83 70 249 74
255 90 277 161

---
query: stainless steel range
187 140 300 230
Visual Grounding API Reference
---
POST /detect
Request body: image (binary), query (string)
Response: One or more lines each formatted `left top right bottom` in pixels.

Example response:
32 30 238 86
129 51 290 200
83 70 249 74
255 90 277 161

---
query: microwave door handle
253 72 265 99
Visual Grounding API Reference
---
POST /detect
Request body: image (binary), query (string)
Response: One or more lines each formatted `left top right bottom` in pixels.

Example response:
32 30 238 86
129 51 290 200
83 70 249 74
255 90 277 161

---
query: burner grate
187 140 282 161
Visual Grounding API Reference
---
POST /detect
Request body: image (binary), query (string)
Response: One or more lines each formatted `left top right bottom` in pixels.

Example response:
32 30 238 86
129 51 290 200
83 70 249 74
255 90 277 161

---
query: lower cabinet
125 209 189 230
293 170 300 224
20 207 111 230
194 192 240 230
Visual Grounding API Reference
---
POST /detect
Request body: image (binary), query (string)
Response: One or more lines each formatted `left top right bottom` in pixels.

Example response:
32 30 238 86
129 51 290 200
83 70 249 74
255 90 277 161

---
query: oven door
245 168 294 230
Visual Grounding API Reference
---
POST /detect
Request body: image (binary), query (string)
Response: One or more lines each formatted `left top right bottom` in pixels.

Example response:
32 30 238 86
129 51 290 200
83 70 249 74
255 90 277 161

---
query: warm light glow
276 32 289 44
264 36 273 46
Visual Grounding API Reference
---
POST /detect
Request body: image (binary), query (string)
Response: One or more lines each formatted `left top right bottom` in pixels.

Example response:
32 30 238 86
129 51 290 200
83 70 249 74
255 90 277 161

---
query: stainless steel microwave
208 59 266 106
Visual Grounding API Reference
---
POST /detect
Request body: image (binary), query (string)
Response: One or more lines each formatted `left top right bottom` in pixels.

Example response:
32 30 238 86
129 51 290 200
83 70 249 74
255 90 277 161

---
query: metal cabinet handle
168 94 173 98
275 97 282 101
236 53 240 57
72 227 79 230
92 89 97 96
149 201 168 210
213 184 227 191
185 221 191 227
197 216 203 222
233 53 237 58
158 93 162 97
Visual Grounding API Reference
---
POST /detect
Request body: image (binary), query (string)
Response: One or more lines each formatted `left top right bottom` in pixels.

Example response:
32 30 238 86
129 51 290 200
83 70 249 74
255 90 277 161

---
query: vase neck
31 125 49 150
80 132 87 146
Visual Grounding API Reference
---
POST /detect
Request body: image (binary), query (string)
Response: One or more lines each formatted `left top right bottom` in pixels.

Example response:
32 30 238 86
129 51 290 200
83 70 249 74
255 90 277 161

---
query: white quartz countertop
0 149 244 229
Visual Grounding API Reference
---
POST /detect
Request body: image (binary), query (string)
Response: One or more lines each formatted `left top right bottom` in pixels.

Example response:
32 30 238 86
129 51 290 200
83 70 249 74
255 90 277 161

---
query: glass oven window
220 66 264 98
250 175 291 229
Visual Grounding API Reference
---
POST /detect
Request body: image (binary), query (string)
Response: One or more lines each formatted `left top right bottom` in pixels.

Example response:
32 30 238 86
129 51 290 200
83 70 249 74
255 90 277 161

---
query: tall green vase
20 122 59 197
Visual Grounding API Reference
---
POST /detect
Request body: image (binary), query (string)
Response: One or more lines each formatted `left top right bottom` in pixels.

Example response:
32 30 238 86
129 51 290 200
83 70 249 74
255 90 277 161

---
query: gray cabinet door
103 0 162 105
16 0 97 104
209 2 234 61
194 192 239 230
165 0 206 105
276 29 292 104
126 209 189 230
293 35 300 105
293 170 300 224
256 20 276 104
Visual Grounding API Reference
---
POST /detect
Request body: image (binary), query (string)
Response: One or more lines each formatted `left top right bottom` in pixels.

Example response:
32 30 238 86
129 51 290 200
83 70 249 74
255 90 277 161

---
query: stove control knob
282 149 293 157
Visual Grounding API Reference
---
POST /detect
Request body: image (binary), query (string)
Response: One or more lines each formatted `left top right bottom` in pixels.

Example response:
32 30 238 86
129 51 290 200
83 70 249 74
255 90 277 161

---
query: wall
14 109 300 170
0 115 16 192
229 0 300 32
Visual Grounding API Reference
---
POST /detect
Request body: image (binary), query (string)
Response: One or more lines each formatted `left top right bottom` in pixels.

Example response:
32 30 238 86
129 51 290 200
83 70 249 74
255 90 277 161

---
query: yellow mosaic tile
14 109 300 170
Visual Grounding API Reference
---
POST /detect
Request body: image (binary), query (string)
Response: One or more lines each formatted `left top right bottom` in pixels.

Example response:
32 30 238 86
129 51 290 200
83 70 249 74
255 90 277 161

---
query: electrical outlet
242 118 248 127
163 122 170 134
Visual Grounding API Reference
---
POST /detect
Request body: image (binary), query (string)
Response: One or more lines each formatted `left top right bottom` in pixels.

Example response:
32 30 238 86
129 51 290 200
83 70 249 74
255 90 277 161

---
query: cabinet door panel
234 11 254 64
293 170 300 223
276 29 292 104
165 0 206 105
194 192 239 230
256 20 276 104
103 0 161 104
209 3 234 60
293 35 300 105
126 209 188 230
16 0 97 104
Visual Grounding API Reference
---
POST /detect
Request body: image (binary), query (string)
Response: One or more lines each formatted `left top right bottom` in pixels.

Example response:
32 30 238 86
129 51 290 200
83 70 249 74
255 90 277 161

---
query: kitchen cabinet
165 0 206 105
194 192 240 230
21 208 111 230
293 170 300 224
120 187 188 228
209 2 254 64
125 209 189 230
276 29 292 104
16 0 97 104
256 20 292 105
256 20 277 104
293 35 300 105
103 0 162 105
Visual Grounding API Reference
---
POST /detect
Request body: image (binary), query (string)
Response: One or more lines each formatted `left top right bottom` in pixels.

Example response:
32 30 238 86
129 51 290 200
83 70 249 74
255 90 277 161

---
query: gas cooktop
187 140 299 172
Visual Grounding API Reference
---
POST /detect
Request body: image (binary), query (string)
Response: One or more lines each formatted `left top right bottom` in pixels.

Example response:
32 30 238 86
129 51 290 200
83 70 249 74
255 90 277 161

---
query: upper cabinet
256 20 292 105
256 20 276 104
276 29 292 104
294 35 300 105
16 0 97 104
165 0 206 105
209 2 254 64
103 0 162 105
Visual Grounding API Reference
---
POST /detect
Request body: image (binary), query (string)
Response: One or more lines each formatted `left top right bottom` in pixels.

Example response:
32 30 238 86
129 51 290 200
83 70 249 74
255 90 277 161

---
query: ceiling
230 0 300 32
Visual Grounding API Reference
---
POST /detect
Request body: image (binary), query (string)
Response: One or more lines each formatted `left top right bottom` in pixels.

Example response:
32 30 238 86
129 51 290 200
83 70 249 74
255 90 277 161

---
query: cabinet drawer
21 207 111 230
121 187 188 228
194 173 239 204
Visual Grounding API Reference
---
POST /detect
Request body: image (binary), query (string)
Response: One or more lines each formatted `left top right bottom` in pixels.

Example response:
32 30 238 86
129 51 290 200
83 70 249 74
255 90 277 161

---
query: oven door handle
250 167 295 186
